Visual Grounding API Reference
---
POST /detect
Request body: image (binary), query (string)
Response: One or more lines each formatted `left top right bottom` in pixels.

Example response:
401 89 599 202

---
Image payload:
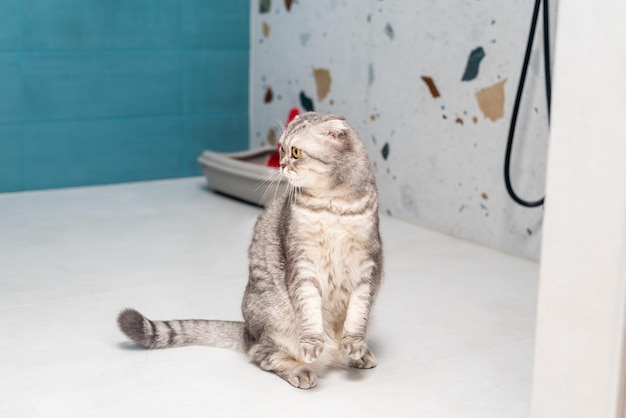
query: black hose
504 0 551 208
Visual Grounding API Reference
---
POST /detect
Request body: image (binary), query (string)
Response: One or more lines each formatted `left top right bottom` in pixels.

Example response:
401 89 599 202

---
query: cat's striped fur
118 112 383 389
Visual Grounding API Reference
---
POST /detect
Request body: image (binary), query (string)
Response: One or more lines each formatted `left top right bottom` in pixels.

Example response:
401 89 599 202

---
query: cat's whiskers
272 119 286 137
286 176 302 206
254 169 279 193
294 179 302 205
269 168 287 204
286 182 294 206
258 169 283 207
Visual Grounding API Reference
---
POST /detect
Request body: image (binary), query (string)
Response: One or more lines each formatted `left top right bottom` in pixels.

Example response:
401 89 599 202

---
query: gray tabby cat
118 112 383 389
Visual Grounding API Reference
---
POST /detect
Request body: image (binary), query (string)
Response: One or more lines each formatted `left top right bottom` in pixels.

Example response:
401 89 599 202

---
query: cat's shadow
344 338 384 382
345 367 369 382
117 341 144 351
116 338 385 384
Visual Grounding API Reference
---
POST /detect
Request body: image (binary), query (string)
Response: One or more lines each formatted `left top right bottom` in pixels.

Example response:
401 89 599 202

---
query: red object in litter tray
267 108 300 168
286 108 299 125
266 147 281 168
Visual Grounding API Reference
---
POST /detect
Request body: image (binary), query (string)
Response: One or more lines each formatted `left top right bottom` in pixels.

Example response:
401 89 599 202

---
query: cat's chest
293 209 373 288
297 210 368 249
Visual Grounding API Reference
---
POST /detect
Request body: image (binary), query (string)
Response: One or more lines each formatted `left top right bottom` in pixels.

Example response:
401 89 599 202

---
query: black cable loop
504 0 551 208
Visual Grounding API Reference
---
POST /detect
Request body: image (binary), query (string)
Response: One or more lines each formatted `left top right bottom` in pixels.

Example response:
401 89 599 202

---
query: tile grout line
0 48 250 55
180 0 188 177
17 0 26 191
4 110 248 128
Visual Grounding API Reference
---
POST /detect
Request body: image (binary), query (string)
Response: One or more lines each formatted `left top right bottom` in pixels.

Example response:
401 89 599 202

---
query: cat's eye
279 144 284 154
291 147 301 159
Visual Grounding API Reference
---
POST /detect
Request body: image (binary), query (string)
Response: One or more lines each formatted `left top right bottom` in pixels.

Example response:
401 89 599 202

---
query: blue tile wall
23 117 184 189
0 0 249 192
22 53 182 121
0 0 20 51
184 112 248 175
21 0 181 50
0 125 23 192
184 51 249 114
182 0 249 50
0 55 22 123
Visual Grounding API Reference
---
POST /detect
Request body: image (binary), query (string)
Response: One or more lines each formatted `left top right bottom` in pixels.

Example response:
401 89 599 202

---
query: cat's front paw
299 335 325 363
342 334 368 360
350 349 377 369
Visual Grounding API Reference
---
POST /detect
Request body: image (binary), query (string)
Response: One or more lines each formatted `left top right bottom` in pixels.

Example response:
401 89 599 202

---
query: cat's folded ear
316 118 348 140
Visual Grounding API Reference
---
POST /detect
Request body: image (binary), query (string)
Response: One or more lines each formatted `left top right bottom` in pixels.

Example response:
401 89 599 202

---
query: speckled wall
250 0 555 260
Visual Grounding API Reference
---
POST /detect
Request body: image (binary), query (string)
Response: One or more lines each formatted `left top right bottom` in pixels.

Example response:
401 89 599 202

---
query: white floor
0 178 539 418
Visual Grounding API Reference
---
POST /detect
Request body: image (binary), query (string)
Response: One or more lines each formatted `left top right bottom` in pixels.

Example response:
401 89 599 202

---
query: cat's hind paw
286 367 318 389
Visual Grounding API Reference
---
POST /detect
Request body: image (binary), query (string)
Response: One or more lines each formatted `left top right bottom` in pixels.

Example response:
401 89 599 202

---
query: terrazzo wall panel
250 0 556 259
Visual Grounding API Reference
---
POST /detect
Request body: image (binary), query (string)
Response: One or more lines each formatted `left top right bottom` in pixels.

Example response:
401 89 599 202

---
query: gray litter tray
198 146 288 207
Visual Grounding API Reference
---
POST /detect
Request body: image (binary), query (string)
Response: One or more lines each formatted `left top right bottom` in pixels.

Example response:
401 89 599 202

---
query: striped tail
117 308 246 352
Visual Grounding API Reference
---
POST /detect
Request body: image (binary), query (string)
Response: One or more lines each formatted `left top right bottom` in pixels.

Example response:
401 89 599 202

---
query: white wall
531 2 626 416
249 0 554 259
